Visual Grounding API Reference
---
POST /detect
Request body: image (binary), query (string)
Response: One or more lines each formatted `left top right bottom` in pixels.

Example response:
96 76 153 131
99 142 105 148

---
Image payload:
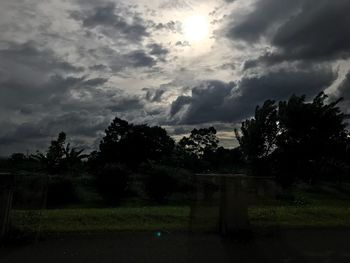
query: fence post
0 173 14 241
219 176 250 235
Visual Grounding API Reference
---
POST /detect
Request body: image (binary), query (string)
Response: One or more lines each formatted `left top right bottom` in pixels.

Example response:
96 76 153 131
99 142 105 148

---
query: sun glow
183 15 210 43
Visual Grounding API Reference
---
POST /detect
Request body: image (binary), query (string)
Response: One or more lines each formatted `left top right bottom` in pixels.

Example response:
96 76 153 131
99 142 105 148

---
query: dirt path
1 229 350 263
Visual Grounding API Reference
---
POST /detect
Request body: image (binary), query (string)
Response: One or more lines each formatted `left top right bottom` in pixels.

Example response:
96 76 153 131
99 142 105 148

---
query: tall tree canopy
33 132 86 174
235 100 278 162
236 92 349 183
178 127 219 158
99 117 175 167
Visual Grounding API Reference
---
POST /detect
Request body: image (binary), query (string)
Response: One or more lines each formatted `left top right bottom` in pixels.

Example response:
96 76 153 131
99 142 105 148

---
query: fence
190 174 277 235
0 173 48 242
0 173 14 240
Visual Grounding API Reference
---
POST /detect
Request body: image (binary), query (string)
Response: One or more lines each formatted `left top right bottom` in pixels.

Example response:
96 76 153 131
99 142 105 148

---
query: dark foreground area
1 228 350 263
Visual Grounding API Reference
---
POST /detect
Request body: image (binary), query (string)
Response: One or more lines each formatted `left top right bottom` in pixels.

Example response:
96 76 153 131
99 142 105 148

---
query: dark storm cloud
270 0 350 62
147 43 169 62
148 43 169 56
154 21 182 33
144 88 166 102
227 0 350 66
159 0 193 10
88 46 159 71
89 64 109 71
0 41 83 79
83 78 108 86
73 1 149 42
125 50 156 68
171 67 336 124
175 41 190 47
337 72 350 116
170 95 192 117
108 96 144 112
0 112 110 154
0 75 85 111
171 80 233 123
227 0 302 42
338 73 350 100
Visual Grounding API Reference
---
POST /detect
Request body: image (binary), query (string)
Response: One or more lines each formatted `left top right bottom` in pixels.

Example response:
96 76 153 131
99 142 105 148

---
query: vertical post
219 176 249 235
0 173 14 240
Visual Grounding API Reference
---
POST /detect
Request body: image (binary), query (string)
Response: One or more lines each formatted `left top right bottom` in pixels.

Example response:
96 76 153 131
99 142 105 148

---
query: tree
276 92 347 183
61 143 88 174
235 92 349 183
177 127 219 171
235 100 278 162
98 117 175 168
33 132 86 174
95 163 130 204
144 164 176 203
207 147 244 172
235 100 278 176
179 127 219 158
9 153 27 163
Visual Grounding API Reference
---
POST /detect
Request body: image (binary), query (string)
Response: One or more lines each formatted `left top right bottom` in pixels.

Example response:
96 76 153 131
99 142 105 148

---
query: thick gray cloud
0 112 109 154
159 0 193 10
0 41 83 86
148 43 169 58
170 95 192 117
0 75 108 112
125 50 156 68
0 42 83 74
108 96 145 112
175 41 190 47
144 88 166 102
227 0 302 43
154 21 182 34
339 73 350 100
171 67 336 124
73 1 149 42
227 0 350 65
271 0 350 62
337 72 350 115
1 0 349 155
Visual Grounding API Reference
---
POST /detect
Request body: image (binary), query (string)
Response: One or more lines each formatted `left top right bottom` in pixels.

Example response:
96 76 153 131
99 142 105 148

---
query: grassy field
10 205 350 234
11 207 190 234
9 183 350 235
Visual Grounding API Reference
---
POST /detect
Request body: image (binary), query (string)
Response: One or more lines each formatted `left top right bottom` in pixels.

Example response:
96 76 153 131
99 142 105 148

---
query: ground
2 182 350 262
1 229 350 263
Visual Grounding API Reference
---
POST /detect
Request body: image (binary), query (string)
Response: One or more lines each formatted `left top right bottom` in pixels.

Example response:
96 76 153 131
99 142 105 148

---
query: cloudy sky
0 0 349 156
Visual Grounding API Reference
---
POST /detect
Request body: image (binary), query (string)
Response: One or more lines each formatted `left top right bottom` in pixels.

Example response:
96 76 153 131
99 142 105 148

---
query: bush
95 163 130 204
47 176 78 208
144 165 177 203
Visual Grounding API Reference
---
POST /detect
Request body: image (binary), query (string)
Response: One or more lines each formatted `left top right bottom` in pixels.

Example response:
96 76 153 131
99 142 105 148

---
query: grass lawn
10 207 190 234
10 205 350 235
249 205 350 228
9 183 350 235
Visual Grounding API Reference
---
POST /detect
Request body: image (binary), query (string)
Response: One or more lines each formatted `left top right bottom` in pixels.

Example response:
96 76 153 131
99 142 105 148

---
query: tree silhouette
99 117 175 168
177 127 219 171
236 92 349 183
179 127 219 158
235 100 278 162
276 92 348 183
33 132 86 174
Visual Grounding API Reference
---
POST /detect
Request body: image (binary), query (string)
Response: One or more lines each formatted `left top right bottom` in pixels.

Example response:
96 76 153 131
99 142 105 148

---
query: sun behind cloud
183 14 210 43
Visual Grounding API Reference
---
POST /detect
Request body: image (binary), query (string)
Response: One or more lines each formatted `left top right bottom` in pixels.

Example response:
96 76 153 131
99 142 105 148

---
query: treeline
1 92 350 204
1 116 241 205
236 92 350 185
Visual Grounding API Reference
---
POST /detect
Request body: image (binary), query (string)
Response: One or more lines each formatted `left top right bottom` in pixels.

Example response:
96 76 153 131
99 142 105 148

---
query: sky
0 0 350 156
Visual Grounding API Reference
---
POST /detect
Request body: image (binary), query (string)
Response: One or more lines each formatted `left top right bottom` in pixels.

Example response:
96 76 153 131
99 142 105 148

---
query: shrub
144 165 177 203
47 176 78 208
95 163 130 204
